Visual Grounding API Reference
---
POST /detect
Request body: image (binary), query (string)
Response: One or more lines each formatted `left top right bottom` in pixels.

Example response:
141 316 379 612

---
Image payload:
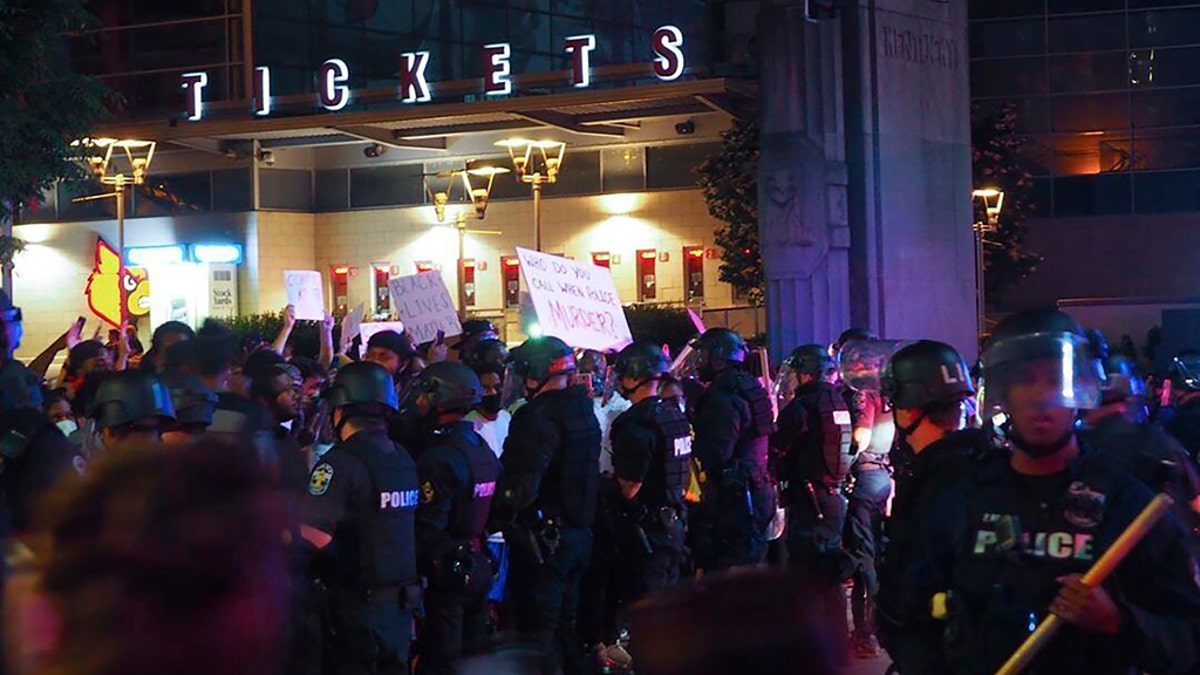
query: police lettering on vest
381 489 421 510
673 436 693 459
474 481 496 498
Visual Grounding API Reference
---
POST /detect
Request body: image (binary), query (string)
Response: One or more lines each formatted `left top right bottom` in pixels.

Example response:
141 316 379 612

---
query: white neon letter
400 51 432 103
564 34 597 88
483 43 512 96
254 66 272 116
652 25 685 81
320 58 351 111
181 71 209 121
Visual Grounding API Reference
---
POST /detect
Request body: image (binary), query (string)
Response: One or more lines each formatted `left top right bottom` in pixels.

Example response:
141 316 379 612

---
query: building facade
14 0 977 363
969 1 1200 340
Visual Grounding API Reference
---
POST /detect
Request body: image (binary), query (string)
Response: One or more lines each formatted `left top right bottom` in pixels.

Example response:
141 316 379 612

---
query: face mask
480 394 503 415
55 419 78 438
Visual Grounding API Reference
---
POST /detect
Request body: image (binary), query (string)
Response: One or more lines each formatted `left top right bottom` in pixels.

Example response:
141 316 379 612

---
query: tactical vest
795 383 854 485
341 432 420 588
536 387 602 529
439 423 502 541
715 369 774 479
614 398 693 510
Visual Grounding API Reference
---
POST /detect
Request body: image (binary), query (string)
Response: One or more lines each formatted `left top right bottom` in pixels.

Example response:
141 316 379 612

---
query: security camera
256 150 276 167
675 119 696 136
364 143 388 158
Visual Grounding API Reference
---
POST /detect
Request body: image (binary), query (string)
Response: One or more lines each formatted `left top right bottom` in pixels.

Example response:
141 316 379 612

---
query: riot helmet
322 361 399 415
465 338 509 375
613 341 670 398
160 370 217 430
1100 355 1147 406
507 336 576 401
414 361 484 415
687 328 748 383
87 371 177 430
981 308 1102 413
881 341 975 410
456 319 500 354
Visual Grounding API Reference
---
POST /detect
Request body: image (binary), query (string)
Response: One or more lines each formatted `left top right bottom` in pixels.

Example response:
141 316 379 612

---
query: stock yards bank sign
180 26 687 121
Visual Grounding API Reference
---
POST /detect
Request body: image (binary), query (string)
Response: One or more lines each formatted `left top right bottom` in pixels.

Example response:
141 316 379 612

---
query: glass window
969 0 1045 19
1053 173 1132 215
1133 130 1200 170
973 57 1048 97
647 143 722 190
602 147 645 192
974 97 1052 134
970 19 1046 58
212 169 253 211
1133 46 1200 88
1130 0 1200 7
260 169 312 210
1030 177 1053 217
135 172 213 215
1047 0 1125 13
551 150 602 196
1047 15 1125 53
57 180 115 220
1134 170 1200 213
350 165 424 208
1050 92 1129 132
1035 133 1132 175
1133 88 1200 128
1048 52 1128 93
315 169 349 212
1130 9 1200 48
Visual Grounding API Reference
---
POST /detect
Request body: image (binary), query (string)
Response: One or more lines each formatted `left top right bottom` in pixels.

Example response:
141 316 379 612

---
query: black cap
509 336 576 381
784 344 833 376
323 361 398 412
88 371 176 428
455 319 500 351
415 361 483 412
614 341 670 381
881 340 974 410
689 328 749 364
366 329 416 359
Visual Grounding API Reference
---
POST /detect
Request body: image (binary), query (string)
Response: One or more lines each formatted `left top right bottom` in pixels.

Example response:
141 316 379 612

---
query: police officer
86 371 177 453
1082 353 1200 529
900 309 1200 675
688 328 775 571
608 341 692 601
872 340 988 671
300 361 421 675
488 336 600 675
1166 352 1200 459
408 362 501 675
770 344 854 657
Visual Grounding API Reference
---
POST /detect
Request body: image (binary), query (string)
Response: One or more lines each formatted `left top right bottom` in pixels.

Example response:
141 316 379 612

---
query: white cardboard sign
358 320 406 358
283 270 325 321
515 247 633 352
388 270 463 345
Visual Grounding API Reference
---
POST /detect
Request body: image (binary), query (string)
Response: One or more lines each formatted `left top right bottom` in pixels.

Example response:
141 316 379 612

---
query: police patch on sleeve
309 463 334 496
420 479 435 504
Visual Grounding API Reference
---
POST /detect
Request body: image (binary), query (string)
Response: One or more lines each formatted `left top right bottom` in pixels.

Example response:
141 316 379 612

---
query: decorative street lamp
972 188 1005 338
495 138 567 252
424 160 509 316
71 137 157 259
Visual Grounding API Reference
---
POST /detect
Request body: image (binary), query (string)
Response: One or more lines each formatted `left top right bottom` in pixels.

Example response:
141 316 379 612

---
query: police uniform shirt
903 447 1200 675
304 429 419 588
415 422 500 571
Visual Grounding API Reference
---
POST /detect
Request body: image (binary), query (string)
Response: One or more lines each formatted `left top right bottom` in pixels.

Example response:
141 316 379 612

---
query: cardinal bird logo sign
84 239 151 328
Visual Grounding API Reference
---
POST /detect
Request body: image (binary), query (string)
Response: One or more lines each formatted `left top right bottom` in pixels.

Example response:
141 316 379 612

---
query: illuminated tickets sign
181 25 687 121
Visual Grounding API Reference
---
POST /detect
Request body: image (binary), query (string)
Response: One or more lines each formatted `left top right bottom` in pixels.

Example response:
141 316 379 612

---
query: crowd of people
2 288 1200 675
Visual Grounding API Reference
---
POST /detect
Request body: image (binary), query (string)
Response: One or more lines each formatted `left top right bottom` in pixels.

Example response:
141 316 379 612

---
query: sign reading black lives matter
516 247 633 352
388 270 463 344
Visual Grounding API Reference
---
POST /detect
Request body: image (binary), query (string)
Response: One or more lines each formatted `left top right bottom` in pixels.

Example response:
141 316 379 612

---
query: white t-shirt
595 393 632 474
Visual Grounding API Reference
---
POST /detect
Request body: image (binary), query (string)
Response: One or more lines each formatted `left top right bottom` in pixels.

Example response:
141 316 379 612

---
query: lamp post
495 138 566 252
72 137 157 259
425 160 508 316
971 188 1005 338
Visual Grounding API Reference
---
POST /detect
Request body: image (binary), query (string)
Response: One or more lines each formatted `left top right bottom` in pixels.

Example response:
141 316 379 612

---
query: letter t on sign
181 72 209 121
564 35 597 88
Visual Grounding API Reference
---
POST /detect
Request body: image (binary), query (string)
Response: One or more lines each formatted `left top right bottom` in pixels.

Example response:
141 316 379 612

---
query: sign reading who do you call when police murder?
178 26 688 120
517 247 633 353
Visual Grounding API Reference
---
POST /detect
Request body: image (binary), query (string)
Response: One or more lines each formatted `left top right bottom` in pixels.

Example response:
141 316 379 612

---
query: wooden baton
994 493 1175 675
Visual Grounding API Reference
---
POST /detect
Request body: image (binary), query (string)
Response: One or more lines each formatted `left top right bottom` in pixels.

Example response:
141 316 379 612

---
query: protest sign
283 270 324 321
515 247 633 352
341 302 365 350
388 270 463 345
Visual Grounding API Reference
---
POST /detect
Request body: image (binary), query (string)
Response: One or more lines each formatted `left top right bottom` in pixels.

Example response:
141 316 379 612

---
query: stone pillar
842 0 976 358
757 1 850 362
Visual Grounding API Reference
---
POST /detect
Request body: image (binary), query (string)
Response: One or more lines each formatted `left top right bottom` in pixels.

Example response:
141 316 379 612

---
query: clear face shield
980 331 1103 415
501 363 530 411
836 339 910 393
773 363 801 408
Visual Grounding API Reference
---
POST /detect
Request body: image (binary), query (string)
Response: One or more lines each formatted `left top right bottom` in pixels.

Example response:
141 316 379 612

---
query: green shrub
223 311 325 359
622 304 698 357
